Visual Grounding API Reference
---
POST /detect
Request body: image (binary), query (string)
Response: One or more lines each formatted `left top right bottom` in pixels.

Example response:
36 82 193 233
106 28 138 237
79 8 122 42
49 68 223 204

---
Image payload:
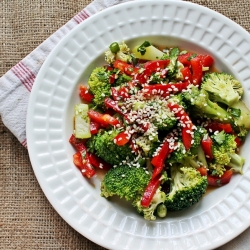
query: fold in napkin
0 0 131 147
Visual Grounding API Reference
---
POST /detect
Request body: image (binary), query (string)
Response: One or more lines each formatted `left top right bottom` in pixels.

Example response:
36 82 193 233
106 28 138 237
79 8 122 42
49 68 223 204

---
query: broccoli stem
182 157 200 168
197 145 208 168
204 98 231 122
227 153 245 174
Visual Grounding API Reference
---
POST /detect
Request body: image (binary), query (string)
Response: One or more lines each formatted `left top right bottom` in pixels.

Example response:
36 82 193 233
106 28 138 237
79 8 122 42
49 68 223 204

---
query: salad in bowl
69 40 250 221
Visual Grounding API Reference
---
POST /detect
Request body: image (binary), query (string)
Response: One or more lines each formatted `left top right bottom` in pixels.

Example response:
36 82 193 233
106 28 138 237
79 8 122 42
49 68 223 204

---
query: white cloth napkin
0 0 131 147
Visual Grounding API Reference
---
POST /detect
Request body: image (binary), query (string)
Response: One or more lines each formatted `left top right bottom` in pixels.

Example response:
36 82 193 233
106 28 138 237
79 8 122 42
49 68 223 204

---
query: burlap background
1 1 250 249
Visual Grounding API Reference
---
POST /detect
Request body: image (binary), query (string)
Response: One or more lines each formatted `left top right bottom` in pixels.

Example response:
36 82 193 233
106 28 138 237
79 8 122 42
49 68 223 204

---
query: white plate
26 1 250 249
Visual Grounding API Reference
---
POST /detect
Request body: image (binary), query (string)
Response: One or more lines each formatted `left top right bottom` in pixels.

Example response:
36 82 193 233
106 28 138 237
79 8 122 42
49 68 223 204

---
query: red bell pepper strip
182 127 193 151
140 122 150 132
73 152 95 178
79 85 94 103
134 70 148 84
144 59 170 75
114 131 131 146
190 56 203 86
90 121 100 135
168 102 193 150
88 109 121 127
129 137 140 154
168 103 191 124
151 139 170 179
204 122 233 134
207 170 233 186
113 60 138 76
198 54 214 67
177 52 192 67
201 135 213 160
88 153 112 171
141 174 161 207
181 67 193 82
69 134 87 151
69 135 96 178
197 167 208 176
234 135 242 147
134 59 170 84
109 74 116 84
117 86 131 99
104 97 123 114
111 87 120 101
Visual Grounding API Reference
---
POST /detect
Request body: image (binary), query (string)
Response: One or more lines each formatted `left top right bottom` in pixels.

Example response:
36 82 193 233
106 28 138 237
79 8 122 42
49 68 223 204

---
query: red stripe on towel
73 9 89 24
11 62 36 92
21 138 27 148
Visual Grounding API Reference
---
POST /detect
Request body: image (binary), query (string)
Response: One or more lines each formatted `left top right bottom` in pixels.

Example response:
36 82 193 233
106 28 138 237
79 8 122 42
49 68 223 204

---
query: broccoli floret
167 142 187 164
167 126 206 165
88 67 111 107
133 99 177 131
183 86 231 122
105 41 132 64
211 131 237 165
208 163 226 177
165 166 208 211
208 131 245 176
87 130 136 165
153 104 177 131
167 94 188 110
201 72 243 107
101 165 150 201
190 126 207 154
131 98 177 132
135 135 161 157
132 188 166 220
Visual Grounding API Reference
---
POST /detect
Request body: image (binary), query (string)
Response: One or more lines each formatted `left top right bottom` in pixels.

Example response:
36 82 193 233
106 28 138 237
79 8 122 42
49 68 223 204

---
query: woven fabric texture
1 0 250 250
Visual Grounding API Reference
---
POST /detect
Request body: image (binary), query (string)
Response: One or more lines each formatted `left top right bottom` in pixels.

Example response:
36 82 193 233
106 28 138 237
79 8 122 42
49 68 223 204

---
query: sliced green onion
137 41 151 55
109 42 120 53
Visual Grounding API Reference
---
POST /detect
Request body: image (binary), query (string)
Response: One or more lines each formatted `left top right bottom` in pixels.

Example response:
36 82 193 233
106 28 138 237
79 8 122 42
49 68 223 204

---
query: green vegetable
201 72 243 107
109 42 120 53
230 100 250 129
209 130 244 176
135 135 160 157
156 203 167 218
211 131 237 166
165 166 208 211
100 165 150 201
153 104 177 131
132 188 167 220
105 41 132 64
227 153 245 174
182 86 231 122
167 93 188 110
167 47 180 79
167 126 206 166
88 67 111 107
132 43 164 60
87 130 136 165
74 104 91 139
136 41 151 55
